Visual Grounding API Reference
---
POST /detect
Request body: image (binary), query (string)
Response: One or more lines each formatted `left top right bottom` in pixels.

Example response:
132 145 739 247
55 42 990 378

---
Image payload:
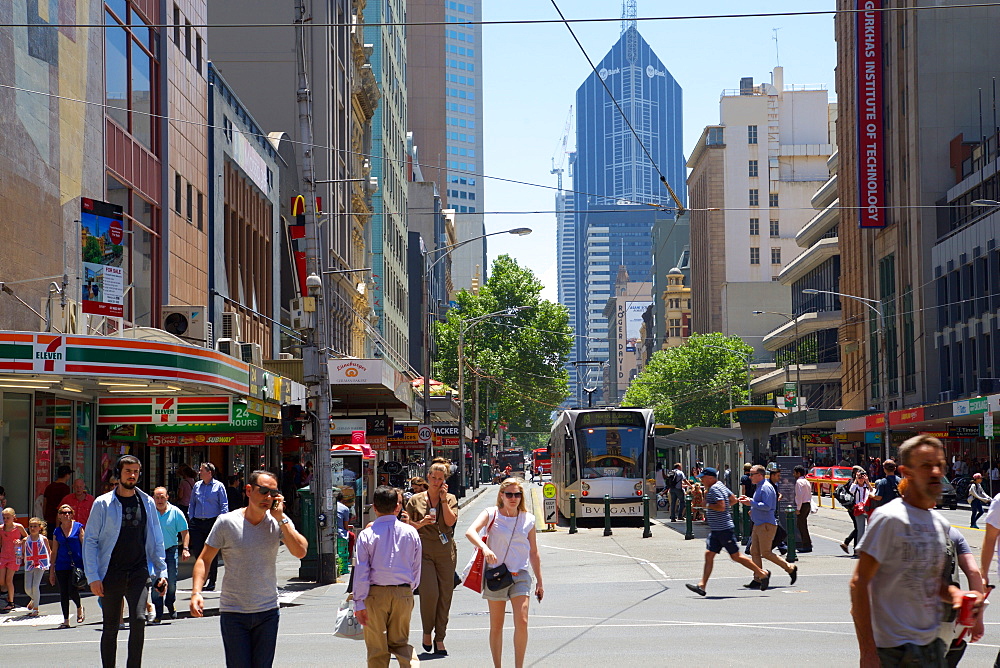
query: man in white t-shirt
850 435 983 667
976 476 1000 667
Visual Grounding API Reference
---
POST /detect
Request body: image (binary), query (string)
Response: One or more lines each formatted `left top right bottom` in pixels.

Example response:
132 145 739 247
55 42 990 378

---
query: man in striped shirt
686 468 770 597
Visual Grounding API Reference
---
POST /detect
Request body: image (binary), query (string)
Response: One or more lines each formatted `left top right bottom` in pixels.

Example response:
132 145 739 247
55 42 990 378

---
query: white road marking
541 543 668 578
277 590 304 605
0 612 64 626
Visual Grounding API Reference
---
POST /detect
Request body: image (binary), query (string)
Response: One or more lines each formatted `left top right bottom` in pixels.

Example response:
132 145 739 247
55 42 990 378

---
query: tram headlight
633 482 643 491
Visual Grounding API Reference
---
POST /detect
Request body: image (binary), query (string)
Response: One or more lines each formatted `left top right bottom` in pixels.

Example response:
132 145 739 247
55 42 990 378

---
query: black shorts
706 529 739 555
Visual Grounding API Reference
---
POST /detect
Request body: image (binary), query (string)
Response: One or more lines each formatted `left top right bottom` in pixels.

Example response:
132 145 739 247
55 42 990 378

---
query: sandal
77 606 86 624
57 621 71 629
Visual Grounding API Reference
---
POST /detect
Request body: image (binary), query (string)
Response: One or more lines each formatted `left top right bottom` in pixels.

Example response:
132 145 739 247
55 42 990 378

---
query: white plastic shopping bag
333 598 365 640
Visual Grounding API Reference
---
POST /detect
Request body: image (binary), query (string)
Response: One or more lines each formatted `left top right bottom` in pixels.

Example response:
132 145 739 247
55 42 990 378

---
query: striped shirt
705 481 735 531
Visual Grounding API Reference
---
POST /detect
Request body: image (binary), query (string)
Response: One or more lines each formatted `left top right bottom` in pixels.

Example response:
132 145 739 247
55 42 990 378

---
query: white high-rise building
689 67 836 361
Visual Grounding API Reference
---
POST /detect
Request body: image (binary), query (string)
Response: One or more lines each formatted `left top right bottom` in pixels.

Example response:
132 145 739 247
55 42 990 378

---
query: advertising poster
625 301 651 353
81 198 126 317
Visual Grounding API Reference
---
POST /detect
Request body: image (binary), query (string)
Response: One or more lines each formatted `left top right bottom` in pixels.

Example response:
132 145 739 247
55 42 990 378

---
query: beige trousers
750 522 792 578
363 586 419 668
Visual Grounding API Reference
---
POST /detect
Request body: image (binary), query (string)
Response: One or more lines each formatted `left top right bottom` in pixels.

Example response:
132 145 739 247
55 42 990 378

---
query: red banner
148 433 265 447
856 0 885 228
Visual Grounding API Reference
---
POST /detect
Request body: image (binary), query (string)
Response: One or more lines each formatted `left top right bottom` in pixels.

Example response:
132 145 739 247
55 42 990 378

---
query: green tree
622 333 753 428
433 255 572 439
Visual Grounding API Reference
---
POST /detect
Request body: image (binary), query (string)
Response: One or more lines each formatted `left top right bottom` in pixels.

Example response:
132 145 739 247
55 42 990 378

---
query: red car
807 466 854 495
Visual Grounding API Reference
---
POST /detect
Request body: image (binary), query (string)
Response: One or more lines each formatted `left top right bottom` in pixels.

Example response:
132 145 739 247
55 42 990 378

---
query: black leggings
55 569 82 620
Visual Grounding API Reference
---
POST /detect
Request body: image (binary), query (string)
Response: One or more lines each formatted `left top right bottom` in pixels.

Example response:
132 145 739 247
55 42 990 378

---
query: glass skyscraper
561 25 685 404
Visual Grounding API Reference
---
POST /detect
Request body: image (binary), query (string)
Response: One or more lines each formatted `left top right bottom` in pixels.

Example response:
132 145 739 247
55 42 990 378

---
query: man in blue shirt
739 465 797 589
187 462 229 590
151 486 189 622
685 468 770 597
83 455 167 668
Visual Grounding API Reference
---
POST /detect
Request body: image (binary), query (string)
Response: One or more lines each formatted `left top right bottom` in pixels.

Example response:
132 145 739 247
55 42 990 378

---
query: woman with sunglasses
48 503 85 628
465 478 543 668
405 461 459 655
839 466 874 556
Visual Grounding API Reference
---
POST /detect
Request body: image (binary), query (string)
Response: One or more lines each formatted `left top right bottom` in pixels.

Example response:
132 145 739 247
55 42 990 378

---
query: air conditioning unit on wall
220 311 242 341
161 305 208 344
240 342 263 366
216 337 239 358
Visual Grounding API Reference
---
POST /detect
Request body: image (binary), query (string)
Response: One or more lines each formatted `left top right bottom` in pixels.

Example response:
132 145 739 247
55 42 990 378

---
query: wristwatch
280 517 291 525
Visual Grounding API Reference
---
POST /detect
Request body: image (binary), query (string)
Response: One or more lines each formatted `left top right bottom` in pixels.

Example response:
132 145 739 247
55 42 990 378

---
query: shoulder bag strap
492 511 520 566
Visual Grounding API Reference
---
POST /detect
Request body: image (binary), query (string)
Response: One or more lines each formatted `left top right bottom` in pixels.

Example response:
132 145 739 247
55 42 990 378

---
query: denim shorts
482 570 533 601
706 529 740 555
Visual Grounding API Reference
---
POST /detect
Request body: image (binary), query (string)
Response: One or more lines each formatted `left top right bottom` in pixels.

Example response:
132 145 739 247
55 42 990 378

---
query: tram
549 407 656 519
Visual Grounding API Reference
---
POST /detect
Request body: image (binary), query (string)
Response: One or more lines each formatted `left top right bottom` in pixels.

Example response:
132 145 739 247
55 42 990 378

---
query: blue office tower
561 24 685 405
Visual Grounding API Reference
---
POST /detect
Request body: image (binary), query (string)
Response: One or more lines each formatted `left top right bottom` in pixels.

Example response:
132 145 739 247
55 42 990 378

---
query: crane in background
550 105 573 191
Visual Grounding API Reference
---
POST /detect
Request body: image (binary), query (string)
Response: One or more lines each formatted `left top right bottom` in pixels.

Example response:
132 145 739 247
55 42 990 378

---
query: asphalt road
3 487 1000 667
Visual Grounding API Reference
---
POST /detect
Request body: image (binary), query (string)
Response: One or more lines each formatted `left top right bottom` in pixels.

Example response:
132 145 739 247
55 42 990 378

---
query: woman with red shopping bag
464 478 543 668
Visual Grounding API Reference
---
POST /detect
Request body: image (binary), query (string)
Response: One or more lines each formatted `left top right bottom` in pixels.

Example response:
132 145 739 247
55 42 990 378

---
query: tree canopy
433 255 572 440
622 333 753 428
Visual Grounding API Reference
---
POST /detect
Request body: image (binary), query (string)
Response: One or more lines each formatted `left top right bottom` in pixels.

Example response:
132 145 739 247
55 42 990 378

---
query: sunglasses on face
59 511 74 515
255 485 280 497
503 491 522 498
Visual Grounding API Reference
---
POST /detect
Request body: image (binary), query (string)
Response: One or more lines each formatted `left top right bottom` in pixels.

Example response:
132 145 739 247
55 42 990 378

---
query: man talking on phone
190 470 308 668
83 455 168 668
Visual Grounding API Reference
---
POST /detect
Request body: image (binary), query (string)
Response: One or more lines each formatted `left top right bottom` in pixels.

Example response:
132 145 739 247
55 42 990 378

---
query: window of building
196 35 203 74
186 182 193 221
769 219 779 237
769 193 779 208
749 189 759 207
707 127 724 145
749 218 760 236
669 319 682 337
196 191 204 230
173 5 180 45
750 247 760 265
174 173 182 213
184 20 191 60
748 125 758 144
771 247 782 264
749 160 758 177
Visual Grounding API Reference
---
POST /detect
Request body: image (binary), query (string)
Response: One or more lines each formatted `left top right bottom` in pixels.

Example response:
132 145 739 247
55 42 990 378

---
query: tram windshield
577 426 644 479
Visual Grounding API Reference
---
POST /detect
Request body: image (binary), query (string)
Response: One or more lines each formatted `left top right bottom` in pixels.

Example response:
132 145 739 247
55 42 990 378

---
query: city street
2 486 1000 666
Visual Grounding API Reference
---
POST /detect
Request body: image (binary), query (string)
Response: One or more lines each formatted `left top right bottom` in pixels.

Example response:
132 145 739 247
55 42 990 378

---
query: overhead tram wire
6 3 1000 29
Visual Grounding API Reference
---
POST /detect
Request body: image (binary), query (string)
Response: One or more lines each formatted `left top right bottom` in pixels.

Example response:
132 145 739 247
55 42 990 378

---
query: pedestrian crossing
0 611 64 626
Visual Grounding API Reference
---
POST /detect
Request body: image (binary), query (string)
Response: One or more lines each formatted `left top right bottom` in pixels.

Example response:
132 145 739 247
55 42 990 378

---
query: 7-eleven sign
98 396 231 425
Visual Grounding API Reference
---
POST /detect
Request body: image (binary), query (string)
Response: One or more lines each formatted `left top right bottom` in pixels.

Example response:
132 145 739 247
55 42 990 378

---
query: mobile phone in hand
271 499 279 510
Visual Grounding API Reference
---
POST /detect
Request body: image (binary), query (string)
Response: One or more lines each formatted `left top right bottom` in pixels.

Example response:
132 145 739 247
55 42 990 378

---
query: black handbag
484 511 519 592
72 566 88 591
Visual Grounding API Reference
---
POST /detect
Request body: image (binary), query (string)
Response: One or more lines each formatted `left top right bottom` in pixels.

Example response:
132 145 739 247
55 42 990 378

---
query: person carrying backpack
871 460 900 510
968 473 991 529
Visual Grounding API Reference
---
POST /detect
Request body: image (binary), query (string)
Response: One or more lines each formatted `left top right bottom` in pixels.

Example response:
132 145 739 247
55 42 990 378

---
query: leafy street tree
622 333 753 428
433 255 573 444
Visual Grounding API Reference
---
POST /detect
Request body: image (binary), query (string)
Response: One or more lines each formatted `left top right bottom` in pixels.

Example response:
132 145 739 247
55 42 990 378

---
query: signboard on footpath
775 456 805 513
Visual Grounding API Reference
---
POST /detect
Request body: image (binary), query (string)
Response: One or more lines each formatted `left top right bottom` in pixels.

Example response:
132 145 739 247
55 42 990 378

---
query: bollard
642 494 652 538
732 503 741 541
569 494 578 534
604 495 613 536
684 494 694 540
785 509 797 563
741 505 750 545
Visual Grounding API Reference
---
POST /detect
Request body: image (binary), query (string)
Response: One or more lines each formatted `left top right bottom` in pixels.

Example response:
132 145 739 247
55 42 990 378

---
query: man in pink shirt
61 478 95 527
354 486 422 668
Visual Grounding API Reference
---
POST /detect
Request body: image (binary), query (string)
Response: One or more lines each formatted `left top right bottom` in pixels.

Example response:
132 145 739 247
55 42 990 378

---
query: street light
421 226 532 482
458 306 531 488
803 288 891 461
753 310 802 411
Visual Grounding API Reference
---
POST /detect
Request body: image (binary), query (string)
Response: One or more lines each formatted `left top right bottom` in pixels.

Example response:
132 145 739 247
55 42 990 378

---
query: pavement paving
3 486 1000 666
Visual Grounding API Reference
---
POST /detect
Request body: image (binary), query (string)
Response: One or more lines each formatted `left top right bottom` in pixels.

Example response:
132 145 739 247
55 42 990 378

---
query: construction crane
550 105 573 191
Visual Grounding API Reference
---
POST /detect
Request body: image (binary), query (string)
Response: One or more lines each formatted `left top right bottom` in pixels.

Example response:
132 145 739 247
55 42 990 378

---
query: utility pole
295 1 336 584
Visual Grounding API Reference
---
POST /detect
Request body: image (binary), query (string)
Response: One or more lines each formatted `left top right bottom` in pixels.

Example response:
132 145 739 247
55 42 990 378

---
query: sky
479 1 838 301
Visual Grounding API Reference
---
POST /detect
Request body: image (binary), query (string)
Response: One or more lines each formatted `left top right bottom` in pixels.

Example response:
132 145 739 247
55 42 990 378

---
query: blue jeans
972 499 985 527
220 607 280 668
152 546 177 618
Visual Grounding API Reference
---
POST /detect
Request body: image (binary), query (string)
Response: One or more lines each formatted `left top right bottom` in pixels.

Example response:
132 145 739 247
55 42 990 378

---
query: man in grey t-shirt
190 470 308 668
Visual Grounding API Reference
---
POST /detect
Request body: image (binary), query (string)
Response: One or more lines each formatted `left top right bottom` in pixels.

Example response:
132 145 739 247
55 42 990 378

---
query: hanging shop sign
80 198 126 317
949 426 981 438
855 0 885 228
98 396 231 425
388 424 424 450
148 432 265 447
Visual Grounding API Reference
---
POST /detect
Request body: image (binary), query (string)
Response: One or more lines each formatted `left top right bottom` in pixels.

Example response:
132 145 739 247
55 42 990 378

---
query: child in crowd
1 507 28 611
22 518 50 617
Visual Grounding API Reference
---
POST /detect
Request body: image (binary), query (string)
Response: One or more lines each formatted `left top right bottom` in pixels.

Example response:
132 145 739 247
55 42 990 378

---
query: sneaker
789 565 798 586
145 609 155 623
840 542 849 554
759 570 772 592
685 583 707 597
742 580 761 590
972 524 979 529
149 618 161 625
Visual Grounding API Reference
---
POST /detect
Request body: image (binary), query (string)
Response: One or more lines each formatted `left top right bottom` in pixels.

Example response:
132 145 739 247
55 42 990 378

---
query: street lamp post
753 310 802 411
803 288 891 461
421 227 531 485
458 307 530 489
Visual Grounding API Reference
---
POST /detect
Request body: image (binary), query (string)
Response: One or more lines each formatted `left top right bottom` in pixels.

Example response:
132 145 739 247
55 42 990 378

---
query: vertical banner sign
80 198 126 316
783 382 797 409
856 0 885 228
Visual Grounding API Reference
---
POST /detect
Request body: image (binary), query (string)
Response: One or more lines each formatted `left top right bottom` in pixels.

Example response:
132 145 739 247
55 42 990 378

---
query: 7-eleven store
0 331 273 518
